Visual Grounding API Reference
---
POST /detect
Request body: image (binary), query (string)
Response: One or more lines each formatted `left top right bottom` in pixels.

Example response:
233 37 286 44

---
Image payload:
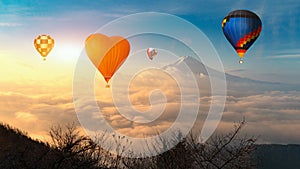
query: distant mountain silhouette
162 56 299 96
255 144 300 169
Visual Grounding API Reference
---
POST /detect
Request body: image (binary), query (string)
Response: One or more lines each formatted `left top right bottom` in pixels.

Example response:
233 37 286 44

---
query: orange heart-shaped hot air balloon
85 33 130 87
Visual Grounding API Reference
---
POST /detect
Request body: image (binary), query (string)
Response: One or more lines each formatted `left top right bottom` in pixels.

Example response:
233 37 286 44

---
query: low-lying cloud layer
0 82 77 141
0 56 299 145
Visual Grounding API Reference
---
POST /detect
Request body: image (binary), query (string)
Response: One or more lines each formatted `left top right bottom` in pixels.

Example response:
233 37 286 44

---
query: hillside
0 123 55 168
0 123 106 169
1 122 300 169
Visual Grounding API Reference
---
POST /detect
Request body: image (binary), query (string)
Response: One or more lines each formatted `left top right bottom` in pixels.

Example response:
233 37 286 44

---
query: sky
0 0 299 147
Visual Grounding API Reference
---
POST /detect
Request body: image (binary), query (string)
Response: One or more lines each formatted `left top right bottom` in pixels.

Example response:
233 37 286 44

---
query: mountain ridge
163 56 289 85
161 56 299 95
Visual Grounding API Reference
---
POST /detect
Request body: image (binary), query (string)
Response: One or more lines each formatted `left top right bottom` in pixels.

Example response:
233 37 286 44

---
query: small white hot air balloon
146 48 157 60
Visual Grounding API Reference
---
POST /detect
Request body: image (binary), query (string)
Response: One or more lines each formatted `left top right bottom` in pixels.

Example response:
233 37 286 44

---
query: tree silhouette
0 120 256 169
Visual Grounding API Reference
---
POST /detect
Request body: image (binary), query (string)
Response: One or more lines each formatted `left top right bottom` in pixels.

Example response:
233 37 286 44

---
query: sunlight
53 42 83 62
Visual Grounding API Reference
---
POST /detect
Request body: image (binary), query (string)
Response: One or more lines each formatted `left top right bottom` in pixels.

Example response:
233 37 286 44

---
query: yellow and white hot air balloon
34 35 55 61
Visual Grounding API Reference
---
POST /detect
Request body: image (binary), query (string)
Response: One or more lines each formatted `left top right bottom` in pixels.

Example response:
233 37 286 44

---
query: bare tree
121 120 257 169
186 120 257 169
49 123 108 169
47 121 256 169
0 120 256 169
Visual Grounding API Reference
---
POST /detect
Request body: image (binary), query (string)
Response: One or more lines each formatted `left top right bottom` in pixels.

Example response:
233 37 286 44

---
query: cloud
1 52 299 146
1 79 298 145
0 89 78 141
75 66 204 139
268 54 300 59
215 91 300 144
225 69 246 73
15 111 38 122
0 22 22 27
76 56 300 145
123 76 300 143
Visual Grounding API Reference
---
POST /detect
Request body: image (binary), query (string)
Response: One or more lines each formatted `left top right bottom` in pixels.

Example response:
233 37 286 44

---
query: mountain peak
162 56 208 75
175 56 200 65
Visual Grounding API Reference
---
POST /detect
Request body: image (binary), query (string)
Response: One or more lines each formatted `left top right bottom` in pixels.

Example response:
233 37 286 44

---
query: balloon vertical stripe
85 34 130 86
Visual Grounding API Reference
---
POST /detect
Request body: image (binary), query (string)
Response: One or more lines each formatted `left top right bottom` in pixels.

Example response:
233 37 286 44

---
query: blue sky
0 0 300 144
0 0 299 84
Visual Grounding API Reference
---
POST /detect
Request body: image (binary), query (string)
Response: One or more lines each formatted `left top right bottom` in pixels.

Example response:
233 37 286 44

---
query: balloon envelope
34 35 55 60
147 48 157 60
85 33 130 83
222 10 262 61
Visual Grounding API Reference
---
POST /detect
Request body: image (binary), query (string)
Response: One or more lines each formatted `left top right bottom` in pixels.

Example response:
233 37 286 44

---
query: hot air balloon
85 33 130 87
34 35 55 61
147 48 157 60
222 10 262 64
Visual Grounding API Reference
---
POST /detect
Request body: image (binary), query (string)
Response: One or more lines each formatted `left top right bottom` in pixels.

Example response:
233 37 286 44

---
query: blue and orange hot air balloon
222 10 262 64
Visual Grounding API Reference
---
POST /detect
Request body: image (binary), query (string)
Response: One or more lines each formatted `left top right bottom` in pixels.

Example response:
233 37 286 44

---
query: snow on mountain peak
162 56 209 75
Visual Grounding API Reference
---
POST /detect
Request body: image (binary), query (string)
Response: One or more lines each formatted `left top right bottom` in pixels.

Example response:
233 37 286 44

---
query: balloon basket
239 59 244 64
105 84 110 88
43 58 46 61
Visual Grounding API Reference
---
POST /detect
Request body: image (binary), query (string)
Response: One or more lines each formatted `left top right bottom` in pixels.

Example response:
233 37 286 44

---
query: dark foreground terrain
0 123 299 169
